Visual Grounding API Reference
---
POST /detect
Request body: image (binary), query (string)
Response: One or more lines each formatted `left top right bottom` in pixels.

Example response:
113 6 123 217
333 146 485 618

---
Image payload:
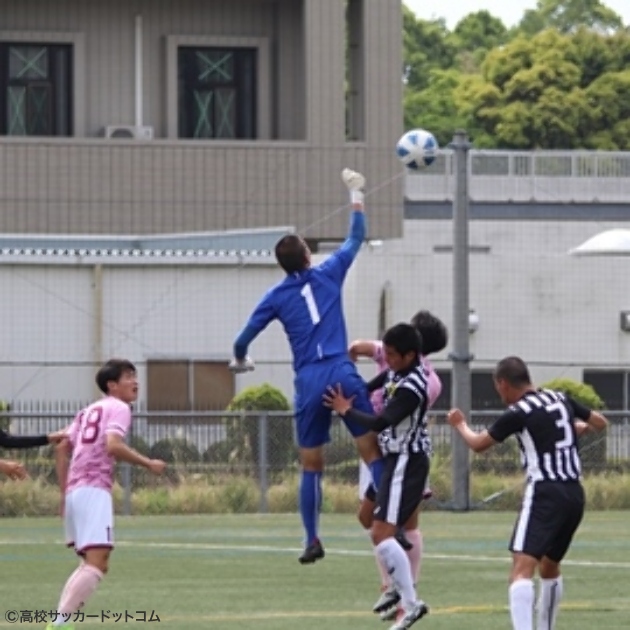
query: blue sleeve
233 290 277 360
317 211 365 284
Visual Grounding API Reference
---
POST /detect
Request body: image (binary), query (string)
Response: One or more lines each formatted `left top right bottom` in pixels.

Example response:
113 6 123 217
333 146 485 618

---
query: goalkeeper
231 168 385 565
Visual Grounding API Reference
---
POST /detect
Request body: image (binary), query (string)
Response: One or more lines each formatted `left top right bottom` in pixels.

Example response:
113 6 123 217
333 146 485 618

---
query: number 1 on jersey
301 283 321 325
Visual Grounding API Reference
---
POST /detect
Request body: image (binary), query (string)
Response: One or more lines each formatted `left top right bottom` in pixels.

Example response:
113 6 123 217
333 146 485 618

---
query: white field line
0 538 629 569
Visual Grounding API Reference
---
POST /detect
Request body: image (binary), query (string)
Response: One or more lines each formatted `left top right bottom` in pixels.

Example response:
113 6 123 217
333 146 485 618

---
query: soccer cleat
373 586 401 614
298 539 325 564
395 528 413 551
380 604 402 622
341 168 366 191
388 601 429 630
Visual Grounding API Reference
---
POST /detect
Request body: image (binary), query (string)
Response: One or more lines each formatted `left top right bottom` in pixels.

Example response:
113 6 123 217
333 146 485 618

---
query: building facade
0 0 404 241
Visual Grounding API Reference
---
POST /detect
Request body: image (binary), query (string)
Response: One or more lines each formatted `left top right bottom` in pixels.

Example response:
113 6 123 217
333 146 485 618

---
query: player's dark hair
274 234 308 274
494 356 531 387
410 310 448 355
382 323 423 358
96 358 137 394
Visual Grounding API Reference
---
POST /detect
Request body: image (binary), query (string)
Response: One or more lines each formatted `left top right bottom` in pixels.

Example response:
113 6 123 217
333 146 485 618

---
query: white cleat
373 587 400 614
388 601 429 630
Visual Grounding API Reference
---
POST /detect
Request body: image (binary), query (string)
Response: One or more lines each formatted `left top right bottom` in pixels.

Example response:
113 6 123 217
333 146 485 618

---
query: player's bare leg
536 556 563 630
297 446 325 564
47 548 109 629
372 519 428 630
508 552 538 630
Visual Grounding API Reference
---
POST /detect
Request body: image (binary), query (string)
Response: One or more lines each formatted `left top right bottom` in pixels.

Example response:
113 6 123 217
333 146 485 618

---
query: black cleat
298 539 325 564
395 528 413 551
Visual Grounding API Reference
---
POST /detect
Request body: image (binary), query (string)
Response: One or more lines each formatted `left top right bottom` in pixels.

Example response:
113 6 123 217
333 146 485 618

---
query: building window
146 359 235 423
178 47 256 139
583 370 628 410
0 43 72 136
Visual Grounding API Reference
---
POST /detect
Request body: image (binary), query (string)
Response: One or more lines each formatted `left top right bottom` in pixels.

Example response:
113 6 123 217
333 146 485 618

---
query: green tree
403 6 457 91
224 383 294 474
541 378 607 472
517 0 625 36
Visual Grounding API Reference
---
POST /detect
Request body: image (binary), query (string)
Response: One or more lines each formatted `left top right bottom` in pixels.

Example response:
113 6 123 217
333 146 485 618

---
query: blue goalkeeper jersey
233 211 365 373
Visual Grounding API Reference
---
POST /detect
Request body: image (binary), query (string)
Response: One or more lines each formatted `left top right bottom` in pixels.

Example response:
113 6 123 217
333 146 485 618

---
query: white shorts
358 460 431 501
64 486 114 555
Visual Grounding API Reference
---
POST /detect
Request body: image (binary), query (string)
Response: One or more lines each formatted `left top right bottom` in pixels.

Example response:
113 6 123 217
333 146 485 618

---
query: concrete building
0 0 403 241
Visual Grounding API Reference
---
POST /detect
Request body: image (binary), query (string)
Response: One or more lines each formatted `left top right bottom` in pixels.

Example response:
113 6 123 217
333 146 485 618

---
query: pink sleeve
105 405 132 438
422 358 442 408
67 411 82 447
372 341 384 364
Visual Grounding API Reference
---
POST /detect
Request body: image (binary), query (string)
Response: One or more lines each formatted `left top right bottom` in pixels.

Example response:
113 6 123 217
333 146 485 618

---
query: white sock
536 577 563 630
509 579 534 630
375 537 418 610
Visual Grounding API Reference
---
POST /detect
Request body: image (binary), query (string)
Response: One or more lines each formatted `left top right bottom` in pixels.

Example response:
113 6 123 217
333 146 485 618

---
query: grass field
0 511 627 629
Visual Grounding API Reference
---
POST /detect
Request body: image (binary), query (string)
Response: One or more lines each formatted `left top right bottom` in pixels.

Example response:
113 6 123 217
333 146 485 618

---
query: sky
404 0 630 30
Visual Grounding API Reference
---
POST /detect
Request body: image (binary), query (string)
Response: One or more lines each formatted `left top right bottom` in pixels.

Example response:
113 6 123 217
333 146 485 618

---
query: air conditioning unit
104 125 154 140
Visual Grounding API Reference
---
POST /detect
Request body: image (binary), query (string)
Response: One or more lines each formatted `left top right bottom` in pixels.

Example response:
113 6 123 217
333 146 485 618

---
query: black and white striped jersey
378 362 431 456
488 389 592 483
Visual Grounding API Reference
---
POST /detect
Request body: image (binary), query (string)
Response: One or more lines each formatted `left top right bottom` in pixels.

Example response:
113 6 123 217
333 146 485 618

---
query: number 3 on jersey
546 401 573 449
80 407 102 445
301 283 321 325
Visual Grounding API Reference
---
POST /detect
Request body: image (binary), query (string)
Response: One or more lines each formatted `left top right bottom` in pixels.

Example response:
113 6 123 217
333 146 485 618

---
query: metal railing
405 150 630 203
1 409 628 514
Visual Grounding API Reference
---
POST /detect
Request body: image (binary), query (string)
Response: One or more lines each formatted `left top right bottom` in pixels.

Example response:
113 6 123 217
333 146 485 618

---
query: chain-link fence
1 407 628 516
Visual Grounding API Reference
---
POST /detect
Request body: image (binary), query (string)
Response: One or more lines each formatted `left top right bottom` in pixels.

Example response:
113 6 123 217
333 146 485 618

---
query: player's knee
85 548 111 574
299 447 324 471
404 511 418 531
354 434 381 463
357 499 373 529
371 520 395 546
509 552 538 582
538 556 561 580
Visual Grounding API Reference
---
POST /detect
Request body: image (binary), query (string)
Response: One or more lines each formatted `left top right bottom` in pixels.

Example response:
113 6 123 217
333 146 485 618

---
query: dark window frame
177 46 257 140
0 42 73 137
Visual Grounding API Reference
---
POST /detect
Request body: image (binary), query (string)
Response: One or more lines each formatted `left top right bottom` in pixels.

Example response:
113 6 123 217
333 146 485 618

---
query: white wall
1 218 629 404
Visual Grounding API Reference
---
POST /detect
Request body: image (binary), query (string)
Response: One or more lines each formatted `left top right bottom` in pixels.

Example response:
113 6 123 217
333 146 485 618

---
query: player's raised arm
318 169 367 283
231 289 277 372
348 339 380 362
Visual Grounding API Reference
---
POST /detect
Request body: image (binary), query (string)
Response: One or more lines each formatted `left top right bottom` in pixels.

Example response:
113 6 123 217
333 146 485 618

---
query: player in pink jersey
349 311 448 623
48 359 166 630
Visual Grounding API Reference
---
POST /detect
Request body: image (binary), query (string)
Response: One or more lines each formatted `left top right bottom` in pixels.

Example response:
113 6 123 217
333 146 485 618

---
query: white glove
228 356 255 373
342 168 365 204
342 168 365 191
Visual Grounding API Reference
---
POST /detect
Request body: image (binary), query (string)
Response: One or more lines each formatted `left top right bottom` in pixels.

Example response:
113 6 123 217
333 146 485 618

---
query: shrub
224 383 295 473
0 400 10 432
149 438 200 464
541 378 607 472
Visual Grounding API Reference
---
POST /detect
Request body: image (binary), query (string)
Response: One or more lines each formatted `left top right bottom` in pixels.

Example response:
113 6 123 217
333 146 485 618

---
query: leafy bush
0 400 11 433
149 438 200 464
542 378 606 472
223 384 295 473
1 472 630 516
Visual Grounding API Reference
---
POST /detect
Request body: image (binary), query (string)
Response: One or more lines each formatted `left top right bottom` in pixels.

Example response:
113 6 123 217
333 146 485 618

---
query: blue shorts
293 358 374 449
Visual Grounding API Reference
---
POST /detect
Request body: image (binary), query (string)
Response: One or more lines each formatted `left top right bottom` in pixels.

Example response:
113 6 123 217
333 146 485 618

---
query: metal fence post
258 413 269 513
122 422 132 516
450 129 472 512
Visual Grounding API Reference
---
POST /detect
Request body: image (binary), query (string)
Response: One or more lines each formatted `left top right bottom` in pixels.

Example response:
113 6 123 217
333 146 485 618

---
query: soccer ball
395 128 438 170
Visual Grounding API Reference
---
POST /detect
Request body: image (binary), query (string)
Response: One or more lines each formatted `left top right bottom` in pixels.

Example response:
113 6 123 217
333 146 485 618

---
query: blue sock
369 458 385 489
299 470 322 545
